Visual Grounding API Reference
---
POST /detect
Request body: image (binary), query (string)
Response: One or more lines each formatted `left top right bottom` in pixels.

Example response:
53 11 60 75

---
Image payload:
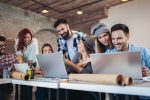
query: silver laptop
90 52 142 80
36 52 68 79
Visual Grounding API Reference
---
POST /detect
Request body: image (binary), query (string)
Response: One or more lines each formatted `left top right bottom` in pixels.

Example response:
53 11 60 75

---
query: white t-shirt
66 36 76 60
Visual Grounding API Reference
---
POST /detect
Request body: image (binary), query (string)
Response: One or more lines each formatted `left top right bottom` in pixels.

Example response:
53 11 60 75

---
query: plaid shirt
0 53 17 71
57 30 86 60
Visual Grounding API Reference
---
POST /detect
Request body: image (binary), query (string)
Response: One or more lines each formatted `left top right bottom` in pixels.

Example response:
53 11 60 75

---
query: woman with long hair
66 36 100 100
91 22 114 53
35 43 56 100
15 28 37 100
16 28 37 68
91 22 114 100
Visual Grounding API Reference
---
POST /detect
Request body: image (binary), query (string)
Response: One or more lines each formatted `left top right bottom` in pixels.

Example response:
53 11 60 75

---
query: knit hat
91 22 109 37
82 36 95 53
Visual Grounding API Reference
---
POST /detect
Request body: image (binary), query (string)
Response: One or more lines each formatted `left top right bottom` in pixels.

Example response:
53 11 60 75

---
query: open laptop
36 52 68 79
90 52 142 80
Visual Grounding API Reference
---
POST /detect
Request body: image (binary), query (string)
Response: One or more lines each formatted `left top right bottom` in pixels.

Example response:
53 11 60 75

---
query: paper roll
122 76 133 86
10 71 29 80
69 74 123 85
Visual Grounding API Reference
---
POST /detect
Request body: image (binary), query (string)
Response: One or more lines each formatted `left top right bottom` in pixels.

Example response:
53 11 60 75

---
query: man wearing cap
107 24 150 100
0 35 17 100
91 22 113 53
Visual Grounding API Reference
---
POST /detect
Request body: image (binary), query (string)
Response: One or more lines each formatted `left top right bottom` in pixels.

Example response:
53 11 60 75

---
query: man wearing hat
91 22 113 53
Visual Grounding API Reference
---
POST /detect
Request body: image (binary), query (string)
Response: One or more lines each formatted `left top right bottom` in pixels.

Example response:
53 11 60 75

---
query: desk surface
0 79 12 84
60 81 150 97
12 78 59 89
2 78 150 96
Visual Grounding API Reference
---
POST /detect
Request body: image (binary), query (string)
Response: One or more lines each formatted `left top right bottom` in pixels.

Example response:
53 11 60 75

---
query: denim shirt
57 30 86 60
105 44 150 69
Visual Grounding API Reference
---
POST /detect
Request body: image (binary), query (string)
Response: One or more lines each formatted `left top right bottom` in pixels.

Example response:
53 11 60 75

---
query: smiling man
0 35 17 100
54 18 86 61
110 24 150 77
107 24 150 100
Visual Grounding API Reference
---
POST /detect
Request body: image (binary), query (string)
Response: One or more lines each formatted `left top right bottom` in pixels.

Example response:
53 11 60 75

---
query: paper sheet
14 63 28 74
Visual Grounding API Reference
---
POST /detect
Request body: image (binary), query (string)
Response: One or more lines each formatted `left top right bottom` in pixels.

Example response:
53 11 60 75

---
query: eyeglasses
0 44 6 48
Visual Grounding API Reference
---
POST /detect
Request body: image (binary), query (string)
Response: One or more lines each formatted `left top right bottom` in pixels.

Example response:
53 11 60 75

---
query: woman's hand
78 58 91 68
34 67 42 75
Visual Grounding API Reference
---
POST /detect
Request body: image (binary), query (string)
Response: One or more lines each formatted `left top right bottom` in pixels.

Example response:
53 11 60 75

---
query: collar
0 55 4 60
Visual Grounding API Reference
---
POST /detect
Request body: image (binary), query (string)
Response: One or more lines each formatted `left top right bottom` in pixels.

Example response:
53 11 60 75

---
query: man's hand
142 66 150 77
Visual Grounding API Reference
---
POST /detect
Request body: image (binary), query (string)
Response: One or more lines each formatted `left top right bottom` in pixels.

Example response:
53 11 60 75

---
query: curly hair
17 28 32 51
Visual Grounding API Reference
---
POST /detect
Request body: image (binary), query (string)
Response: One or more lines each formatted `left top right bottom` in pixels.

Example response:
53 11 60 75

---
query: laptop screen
90 52 142 80
36 52 68 79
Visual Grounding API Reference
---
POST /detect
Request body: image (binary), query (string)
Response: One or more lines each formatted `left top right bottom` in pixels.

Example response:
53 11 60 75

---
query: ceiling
1 0 131 31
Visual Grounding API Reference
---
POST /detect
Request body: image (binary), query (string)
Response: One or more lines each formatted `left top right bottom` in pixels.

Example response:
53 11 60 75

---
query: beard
0 52 4 55
61 29 70 40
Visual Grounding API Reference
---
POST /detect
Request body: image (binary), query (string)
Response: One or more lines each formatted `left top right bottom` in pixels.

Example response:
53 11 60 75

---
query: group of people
0 18 150 100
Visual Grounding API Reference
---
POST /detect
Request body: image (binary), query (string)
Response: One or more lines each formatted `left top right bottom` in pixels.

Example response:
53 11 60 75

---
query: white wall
101 0 150 50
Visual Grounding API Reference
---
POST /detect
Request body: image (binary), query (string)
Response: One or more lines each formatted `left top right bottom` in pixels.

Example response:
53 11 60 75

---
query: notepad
14 63 28 74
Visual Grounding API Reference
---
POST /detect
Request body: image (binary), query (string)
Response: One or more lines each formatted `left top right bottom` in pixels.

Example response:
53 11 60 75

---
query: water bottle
3 69 9 79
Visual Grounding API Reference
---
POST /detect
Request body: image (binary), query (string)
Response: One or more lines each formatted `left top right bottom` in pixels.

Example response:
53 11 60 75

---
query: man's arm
142 48 150 76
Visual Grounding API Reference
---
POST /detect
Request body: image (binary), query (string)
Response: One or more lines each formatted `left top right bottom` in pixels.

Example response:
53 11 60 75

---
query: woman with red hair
15 28 37 100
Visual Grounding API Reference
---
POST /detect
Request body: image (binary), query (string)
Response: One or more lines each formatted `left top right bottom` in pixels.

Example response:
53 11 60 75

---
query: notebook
36 52 68 79
90 52 142 80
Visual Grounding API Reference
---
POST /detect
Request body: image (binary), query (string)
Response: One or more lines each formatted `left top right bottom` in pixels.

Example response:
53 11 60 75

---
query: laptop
90 52 142 80
36 52 68 79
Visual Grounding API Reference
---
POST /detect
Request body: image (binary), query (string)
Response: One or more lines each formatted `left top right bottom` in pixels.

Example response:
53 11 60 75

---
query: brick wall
0 2 57 53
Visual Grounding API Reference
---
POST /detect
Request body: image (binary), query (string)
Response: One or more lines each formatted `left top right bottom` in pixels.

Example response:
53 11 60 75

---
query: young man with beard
54 19 89 100
107 24 150 100
54 18 87 73
0 36 17 100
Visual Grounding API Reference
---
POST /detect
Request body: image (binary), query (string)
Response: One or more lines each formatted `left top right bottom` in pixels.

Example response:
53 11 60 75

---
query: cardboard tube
69 74 123 85
10 71 29 80
122 76 133 86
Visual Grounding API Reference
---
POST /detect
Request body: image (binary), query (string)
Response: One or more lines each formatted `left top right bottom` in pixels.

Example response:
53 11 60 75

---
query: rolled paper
10 71 29 80
69 74 123 85
122 76 133 86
